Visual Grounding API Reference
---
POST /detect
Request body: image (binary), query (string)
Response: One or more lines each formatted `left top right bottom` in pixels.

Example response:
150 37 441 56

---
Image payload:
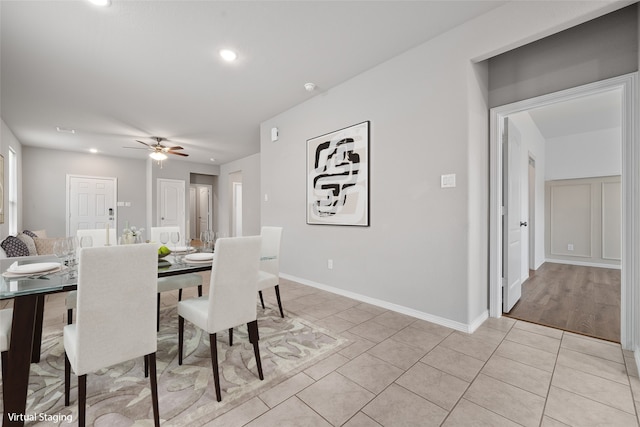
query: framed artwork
307 121 369 226
0 154 4 224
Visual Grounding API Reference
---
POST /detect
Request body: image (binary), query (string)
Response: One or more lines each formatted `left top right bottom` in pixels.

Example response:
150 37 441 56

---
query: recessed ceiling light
56 126 75 134
88 0 111 6
89 148 98 154
210 157 216 162
219 49 238 62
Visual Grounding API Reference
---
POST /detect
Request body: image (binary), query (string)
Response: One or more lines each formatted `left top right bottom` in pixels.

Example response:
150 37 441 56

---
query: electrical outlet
327 259 333 270
568 244 574 251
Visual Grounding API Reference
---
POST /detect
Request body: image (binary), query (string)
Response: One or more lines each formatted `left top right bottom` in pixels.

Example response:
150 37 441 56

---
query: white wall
260 1 626 329
545 127 622 180
219 153 260 238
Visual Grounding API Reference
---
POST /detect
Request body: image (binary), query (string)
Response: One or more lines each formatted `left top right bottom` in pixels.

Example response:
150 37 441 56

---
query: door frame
489 73 638 350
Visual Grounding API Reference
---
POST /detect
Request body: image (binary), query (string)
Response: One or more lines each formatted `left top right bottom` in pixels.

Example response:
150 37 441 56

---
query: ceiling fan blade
136 140 152 148
168 151 189 157
123 146 149 150
166 146 184 151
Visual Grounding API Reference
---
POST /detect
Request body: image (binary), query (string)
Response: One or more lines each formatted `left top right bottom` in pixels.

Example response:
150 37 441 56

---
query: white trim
544 258 621 270
489 73 638 350
281 273 488 334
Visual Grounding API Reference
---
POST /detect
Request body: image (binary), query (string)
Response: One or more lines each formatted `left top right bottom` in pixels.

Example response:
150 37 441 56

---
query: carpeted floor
1 305 348 426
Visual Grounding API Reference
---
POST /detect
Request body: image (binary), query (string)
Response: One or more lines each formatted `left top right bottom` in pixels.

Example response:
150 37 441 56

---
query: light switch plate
441 174 456 188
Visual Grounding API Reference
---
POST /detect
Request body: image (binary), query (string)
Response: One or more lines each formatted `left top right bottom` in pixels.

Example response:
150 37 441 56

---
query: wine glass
159 232 169 246
170 231 180 248
80 236 93 248
53 239 69 266
67 236 78 267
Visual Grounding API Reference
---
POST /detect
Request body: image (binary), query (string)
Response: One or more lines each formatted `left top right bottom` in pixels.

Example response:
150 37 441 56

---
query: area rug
1 305 348 426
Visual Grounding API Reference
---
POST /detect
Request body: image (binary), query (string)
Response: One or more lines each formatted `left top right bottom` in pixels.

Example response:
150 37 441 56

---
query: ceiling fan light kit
123 136 190 167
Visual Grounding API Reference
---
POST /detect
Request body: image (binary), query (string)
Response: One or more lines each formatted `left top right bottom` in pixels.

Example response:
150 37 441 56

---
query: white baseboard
545 258 621 270
280 273 488 334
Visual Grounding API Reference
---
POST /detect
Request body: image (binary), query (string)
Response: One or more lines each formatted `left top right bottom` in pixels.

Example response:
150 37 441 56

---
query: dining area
0 226 284 427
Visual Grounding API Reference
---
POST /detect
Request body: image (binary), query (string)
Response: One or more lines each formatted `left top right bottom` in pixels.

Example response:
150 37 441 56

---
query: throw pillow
17 232 38 256
1 235 30 257
23 229 39 239
31 229 48 238
33 237 63 255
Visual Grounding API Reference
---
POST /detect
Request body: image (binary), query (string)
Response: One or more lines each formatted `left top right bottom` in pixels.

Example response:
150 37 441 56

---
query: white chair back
76 228 116 247
71 243 157 375
207 236 261 332
260 226 282 277
150 226 179 244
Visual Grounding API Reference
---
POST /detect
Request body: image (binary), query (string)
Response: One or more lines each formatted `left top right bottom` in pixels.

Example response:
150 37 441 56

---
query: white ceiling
527 89 622 140
0 0 509 165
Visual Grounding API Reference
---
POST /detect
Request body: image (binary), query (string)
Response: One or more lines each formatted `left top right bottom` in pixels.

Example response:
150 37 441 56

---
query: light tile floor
3 276 640 426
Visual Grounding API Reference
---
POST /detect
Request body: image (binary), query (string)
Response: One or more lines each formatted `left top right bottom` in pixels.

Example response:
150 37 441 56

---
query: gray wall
22 146 148 237
21 145 219 239
489 4 638 108
259 1 633 328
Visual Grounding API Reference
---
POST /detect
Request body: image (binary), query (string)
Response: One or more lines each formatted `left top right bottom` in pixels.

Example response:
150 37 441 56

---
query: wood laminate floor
505 262 621 343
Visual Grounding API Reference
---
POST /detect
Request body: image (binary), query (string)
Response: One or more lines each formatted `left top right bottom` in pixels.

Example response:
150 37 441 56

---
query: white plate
185 253 214 262
171 246 194 253
8 262 62 274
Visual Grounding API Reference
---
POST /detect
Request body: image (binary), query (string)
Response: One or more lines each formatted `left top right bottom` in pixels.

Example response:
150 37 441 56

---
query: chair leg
64 352 71 406
78 374 87 427
275 285 284 318
144 354 149 378
178 316 184 365
209 333 221 402
178 289 183 301
198 284 203 297
67 308 73 325
156 293 161 332
147 352 161 427
259 290 265 309
228 328 233 346
247 320 264 380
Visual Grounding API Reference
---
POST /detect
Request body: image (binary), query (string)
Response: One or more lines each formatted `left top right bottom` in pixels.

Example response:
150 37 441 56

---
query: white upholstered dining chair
0 308 12 395
76 228 117 248
152 226 203 329
258 226 284 318
178 236 263 402
63 244 160 427
66 228 118 323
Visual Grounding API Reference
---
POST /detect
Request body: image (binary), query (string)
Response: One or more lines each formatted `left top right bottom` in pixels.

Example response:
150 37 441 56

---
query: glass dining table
0 254 213 427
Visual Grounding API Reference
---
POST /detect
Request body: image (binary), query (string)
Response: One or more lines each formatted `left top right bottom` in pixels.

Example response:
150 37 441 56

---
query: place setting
2 261 67 279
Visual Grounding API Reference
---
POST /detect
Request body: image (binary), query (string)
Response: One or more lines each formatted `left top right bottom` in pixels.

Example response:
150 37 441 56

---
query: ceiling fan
124 136 189 161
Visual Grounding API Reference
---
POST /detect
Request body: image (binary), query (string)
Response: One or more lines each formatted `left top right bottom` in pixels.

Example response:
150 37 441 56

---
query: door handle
520 221 528 227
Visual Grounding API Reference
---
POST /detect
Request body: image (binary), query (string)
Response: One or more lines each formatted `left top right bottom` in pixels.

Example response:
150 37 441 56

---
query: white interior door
198 186 211 233
68 175 116 236
503 117 523 313
158 179 185 243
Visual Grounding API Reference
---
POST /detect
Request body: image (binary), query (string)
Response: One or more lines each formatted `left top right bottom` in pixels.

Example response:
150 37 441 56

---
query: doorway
189 184 212 240
489 73 638 349
229 171 243 237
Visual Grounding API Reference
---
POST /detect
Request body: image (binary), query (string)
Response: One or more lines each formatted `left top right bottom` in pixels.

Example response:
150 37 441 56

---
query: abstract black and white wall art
307 121 369 226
